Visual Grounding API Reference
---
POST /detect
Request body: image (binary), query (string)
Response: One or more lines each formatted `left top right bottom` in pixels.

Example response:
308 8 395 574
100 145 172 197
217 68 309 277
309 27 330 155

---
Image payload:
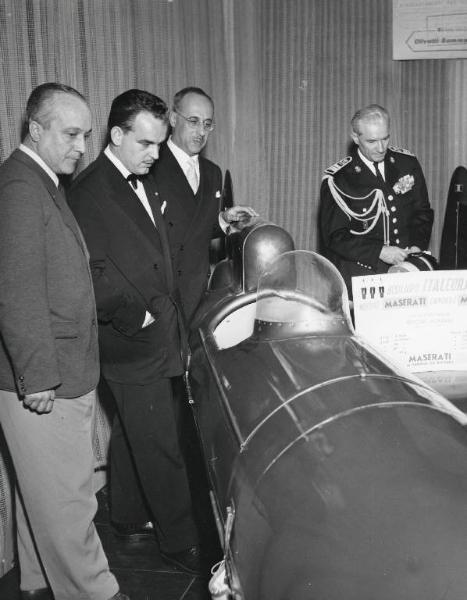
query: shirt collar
357 148 385 176
104 145 133 180
19 144 59 187
167 136 199 167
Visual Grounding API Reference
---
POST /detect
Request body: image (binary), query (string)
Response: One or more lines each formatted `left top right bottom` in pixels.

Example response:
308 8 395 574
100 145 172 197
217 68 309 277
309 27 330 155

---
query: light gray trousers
0 389 118 600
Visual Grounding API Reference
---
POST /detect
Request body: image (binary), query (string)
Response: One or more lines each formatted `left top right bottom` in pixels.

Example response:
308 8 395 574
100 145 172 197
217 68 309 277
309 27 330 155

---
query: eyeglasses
174 110 215 132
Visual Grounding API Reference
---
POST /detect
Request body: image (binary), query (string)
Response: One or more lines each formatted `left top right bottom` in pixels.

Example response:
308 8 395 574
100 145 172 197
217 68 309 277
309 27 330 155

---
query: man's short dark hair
172 87 214 112
108 89 168 132
25 82 86 129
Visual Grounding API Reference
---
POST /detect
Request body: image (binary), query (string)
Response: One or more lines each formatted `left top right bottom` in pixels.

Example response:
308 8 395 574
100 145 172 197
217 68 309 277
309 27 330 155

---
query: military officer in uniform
319 104 434 298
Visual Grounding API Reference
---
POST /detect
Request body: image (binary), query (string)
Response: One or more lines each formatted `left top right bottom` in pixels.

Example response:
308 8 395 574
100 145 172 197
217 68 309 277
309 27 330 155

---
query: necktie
127 173 139 190
185 158 199 194
57 182 66 198
373 161 385 184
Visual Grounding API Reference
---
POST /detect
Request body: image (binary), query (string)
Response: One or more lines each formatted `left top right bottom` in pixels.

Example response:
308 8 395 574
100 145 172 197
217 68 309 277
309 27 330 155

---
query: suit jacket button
178 270 182 276
153 264 158 270
388 194 394 201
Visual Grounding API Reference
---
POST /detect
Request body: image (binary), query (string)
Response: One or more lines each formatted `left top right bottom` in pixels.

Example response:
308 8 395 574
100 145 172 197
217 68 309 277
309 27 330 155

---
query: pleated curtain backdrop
260 0 465 254
0 0 465 255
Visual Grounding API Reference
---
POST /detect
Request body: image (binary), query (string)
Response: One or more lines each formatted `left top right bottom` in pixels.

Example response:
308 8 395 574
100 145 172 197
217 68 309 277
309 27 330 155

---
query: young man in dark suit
68 90 201 575
0 83 126 600
319 103 433 298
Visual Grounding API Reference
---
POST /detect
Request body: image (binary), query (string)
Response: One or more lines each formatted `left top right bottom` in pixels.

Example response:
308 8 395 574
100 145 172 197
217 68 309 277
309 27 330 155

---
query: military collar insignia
389 145 415 157
324 155 352 176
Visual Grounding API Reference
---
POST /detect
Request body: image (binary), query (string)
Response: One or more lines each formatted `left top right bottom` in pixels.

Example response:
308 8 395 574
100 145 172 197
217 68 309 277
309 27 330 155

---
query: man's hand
23 390 55 414
379 245 409 265
221 206 259 232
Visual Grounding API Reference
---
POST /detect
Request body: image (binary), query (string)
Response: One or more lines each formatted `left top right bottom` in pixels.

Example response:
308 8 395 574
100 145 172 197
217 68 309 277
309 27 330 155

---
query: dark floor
0 380 223 600
0 485 219 600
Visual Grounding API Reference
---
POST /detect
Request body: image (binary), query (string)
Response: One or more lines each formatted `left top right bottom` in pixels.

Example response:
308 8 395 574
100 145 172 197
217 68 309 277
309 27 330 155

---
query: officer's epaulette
389 145 415 157
324 155 352 176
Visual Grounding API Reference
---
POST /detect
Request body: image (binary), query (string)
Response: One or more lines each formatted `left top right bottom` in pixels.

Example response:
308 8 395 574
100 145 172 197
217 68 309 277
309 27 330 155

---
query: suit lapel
194 159 207 204
155 145 217 246
13 150 90 257
350 150 377 187
144 176 175 292
99 154 162 253
384 152 400 189
191 157 217 228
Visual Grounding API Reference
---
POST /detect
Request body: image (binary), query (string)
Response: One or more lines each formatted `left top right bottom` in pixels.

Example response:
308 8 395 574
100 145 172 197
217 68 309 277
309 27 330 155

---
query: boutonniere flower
354 166 361 173
393 174 414 195
215 190 222 198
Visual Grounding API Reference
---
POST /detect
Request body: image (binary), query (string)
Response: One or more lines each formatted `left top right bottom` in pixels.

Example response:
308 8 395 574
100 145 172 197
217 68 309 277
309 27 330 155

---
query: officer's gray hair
351 104 389 135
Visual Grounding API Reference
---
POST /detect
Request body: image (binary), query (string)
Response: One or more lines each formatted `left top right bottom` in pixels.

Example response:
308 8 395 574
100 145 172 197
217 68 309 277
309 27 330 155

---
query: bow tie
127 173 140 189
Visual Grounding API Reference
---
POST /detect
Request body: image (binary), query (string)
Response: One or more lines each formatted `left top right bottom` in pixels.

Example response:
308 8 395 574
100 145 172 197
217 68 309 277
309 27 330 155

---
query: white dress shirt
167 137 200 192
104 146 156 225
19 144 59 187
358 149 386 180
104 146 156 328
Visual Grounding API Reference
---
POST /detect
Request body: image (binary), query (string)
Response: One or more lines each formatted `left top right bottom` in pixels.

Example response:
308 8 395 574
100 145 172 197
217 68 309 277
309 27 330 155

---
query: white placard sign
393 0 467 60
352 270 467 372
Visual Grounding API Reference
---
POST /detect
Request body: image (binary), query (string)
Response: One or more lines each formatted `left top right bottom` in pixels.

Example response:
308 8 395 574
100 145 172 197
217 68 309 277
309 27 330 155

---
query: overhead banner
393 0 467 60
352 270 467 372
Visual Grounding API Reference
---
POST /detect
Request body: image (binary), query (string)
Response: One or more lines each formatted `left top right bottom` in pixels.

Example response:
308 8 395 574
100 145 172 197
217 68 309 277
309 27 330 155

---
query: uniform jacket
151 143 223 322
68 153 184 384
319 146 434 295
0 149 99 397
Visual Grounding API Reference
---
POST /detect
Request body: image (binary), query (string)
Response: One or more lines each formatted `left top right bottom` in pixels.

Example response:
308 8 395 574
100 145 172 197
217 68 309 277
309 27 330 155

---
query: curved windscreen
254 250 353 339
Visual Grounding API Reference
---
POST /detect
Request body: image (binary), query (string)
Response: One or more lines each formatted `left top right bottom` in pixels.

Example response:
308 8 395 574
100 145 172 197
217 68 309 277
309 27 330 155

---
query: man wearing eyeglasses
148 87 257 569
152 86 258 323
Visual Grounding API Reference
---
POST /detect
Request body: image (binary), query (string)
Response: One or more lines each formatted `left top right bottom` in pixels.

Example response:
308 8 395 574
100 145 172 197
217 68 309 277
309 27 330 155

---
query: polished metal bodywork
189 224 467 600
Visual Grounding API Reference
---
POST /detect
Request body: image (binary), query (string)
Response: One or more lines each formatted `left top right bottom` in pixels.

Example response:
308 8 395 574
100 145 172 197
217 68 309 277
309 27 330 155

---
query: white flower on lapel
393 174 414 195
161 200 167 214
215 190 221 198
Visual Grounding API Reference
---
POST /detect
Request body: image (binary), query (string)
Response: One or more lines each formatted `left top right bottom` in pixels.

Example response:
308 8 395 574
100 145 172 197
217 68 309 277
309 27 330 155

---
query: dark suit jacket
68 153 184 385
319 146 434 296
151 143 223 322
0 149 99 397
